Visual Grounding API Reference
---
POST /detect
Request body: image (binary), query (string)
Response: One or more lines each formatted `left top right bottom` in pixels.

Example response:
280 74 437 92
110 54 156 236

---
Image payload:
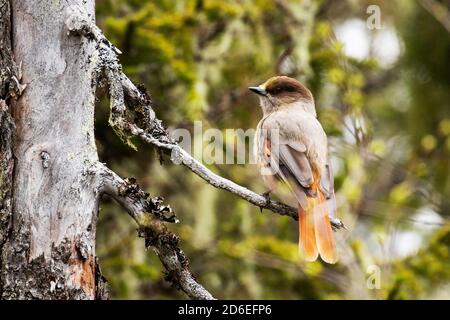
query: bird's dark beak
248 86 268 97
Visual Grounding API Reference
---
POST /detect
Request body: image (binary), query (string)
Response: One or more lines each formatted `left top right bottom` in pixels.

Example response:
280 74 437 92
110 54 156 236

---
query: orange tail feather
299 200 318 261
314 192 337 263
299 193 337 264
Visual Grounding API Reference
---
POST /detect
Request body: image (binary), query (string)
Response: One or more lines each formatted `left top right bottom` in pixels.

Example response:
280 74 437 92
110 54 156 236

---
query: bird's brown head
249 76 314 115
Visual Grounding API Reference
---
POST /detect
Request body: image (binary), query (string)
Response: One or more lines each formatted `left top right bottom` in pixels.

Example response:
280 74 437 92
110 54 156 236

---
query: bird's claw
259 190 272 212
330 217 346 231
263 190 272 201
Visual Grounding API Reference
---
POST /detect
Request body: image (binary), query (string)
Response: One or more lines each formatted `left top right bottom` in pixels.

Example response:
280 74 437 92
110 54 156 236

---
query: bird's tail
299 191 337 264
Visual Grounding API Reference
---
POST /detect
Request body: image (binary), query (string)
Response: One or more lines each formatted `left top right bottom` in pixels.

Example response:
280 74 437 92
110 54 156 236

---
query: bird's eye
268 86 287 94
285 86 295 92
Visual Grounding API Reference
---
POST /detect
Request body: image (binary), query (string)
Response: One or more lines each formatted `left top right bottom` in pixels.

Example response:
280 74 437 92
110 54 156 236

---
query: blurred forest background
94 0 450 299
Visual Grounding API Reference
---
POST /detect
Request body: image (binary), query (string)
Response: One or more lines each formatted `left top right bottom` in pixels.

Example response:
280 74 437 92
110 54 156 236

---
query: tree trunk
0 0 102 299
0 0 216 300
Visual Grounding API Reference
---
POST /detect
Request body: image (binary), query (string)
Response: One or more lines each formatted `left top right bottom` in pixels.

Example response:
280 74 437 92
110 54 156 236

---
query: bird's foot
330 217 347 231
259 190 272 212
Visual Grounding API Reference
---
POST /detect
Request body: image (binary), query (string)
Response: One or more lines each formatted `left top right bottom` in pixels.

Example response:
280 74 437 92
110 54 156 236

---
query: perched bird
250 76 337 264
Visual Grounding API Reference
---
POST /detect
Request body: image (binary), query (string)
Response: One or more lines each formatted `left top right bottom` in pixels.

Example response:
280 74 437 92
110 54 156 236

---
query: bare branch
95 163 215 300
65 5 121 54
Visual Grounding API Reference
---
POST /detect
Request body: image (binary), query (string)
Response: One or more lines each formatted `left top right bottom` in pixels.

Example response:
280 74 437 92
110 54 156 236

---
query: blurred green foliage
95 0 450 299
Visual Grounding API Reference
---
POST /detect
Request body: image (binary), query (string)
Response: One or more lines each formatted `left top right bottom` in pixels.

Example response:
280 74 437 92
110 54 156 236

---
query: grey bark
1 0 102 299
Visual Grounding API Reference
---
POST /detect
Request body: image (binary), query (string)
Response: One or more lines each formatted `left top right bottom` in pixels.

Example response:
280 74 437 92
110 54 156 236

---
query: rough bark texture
0 0 19 297
0 100 14 297
1 0 101 299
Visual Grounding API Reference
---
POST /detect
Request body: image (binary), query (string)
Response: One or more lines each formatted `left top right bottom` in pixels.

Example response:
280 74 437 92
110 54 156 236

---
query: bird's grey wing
278 143 314 188
270 141 314 209
258 114 315 209
255 124 282 191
